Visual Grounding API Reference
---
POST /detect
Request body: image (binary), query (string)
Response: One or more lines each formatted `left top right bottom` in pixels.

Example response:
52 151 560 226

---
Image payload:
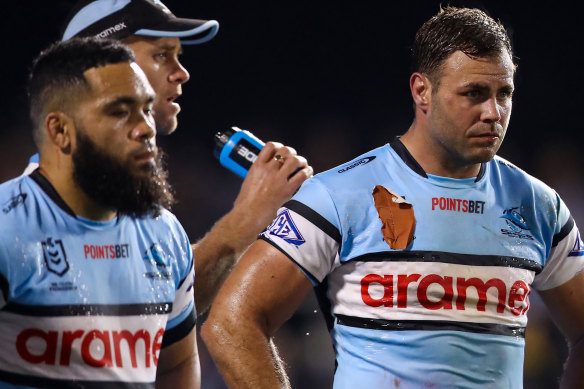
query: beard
72 130 175 218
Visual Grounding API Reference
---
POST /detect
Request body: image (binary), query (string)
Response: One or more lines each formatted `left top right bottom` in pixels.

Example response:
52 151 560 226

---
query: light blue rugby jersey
0 170 195 388
262 139 584 389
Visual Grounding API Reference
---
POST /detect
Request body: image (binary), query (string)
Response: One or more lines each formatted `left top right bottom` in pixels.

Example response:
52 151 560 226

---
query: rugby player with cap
25 0 312 317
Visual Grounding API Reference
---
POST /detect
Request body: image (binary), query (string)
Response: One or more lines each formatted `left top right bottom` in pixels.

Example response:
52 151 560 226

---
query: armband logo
268 210 306 246
41 237 69 276
569 230 584 257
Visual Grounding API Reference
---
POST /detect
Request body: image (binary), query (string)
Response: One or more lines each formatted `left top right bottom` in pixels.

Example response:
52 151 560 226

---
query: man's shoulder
0 176 32 215
490 155 554 193
312 144 391 188
290 145 391 220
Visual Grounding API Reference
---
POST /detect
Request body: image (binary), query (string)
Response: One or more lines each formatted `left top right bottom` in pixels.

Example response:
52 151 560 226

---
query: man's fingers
287 166 313 188
279 154 308 177
256 141 283 163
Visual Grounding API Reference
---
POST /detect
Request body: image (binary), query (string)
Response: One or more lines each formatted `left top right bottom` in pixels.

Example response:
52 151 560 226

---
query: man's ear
45 112 74 154
410 72 433 113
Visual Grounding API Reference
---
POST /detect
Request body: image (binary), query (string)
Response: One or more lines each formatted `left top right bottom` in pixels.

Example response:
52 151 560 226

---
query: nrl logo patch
268 210 306 246
41 237 69 276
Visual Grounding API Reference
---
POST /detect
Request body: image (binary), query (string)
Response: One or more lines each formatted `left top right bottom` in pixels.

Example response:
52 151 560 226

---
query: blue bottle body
214 127 265 178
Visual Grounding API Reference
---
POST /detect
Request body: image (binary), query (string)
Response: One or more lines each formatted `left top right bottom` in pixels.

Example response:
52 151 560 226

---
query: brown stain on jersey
372 185 415 249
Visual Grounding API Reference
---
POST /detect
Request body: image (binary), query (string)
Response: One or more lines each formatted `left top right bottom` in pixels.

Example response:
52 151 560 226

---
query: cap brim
135 18 219 45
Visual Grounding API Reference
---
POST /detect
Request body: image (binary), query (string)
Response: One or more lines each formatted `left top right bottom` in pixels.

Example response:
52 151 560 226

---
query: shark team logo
500 207 534 240
143 243 172 280
268 210 306 246
569 230 584 257
143 243 168 268
41 238 69 276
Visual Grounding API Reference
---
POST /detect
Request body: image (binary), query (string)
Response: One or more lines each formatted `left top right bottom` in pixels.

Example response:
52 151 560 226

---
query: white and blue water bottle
214 126 265 178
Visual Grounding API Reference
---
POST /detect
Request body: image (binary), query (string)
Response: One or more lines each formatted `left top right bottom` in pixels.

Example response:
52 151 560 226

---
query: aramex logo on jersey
361 272 530 316
16 327 165 368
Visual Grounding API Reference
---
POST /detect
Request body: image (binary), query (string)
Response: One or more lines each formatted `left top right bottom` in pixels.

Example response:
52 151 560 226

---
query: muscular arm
538 271 584 388
201 239 313 389
155 326 200 389
193 142 312 314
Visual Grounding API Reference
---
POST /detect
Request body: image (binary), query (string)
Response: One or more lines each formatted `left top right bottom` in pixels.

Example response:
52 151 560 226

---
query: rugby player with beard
0 38 201 388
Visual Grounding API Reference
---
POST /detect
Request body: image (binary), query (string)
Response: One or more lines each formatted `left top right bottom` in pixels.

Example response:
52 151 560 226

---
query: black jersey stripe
3 302 172 316
552 215 575 248
283 200 342 245
0 370 154 388
259 236 319 285
161 309 196 348
336 314 525 337
0 271 8 304
351 250 543 273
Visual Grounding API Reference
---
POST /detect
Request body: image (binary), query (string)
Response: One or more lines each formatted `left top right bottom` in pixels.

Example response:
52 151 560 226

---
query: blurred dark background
2 1 583 388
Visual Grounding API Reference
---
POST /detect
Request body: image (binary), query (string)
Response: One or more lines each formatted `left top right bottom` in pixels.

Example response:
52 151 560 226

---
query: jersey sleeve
161 213 196 348
532 195 584 290
260 177 342 285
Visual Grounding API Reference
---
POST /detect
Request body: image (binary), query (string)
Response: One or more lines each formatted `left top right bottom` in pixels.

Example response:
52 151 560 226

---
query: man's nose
131 113 156 141
480 98 502 123
169 59 190 85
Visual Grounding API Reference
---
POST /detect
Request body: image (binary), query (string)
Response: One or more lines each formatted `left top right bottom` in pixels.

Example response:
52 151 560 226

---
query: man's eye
154 53 167 60
465 90 480 98
497 90 513 100
111 110 129 117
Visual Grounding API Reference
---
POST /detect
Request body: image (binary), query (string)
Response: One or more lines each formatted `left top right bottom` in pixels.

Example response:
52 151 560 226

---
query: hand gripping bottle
214 127 265 178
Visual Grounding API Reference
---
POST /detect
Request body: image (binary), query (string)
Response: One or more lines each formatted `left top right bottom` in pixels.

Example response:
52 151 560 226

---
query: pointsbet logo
361 273 530 316
16 328 164 367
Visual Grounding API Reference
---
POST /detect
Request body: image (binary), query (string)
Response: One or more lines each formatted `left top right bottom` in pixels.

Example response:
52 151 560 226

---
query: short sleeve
161 213 196 347
260 178 342 285
532 195 584 290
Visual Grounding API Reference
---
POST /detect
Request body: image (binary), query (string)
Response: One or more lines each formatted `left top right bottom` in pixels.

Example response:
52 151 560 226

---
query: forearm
155 354 200 389
560 337 584 388
193 207 269 314
202 317 290 389
155 329 200 389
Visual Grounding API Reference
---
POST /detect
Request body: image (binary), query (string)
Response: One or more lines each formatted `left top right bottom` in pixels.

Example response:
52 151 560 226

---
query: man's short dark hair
28 37 135 146
412 7 514 85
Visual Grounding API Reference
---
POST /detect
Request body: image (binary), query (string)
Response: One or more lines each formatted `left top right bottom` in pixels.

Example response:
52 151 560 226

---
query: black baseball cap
61 0 219 45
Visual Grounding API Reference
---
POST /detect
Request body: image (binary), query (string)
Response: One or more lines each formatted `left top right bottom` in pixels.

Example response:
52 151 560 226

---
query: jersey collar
389 137 486 182
29 168 77 217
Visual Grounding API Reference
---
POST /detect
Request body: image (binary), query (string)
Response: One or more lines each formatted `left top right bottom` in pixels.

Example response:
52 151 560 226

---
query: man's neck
400 123 482 179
